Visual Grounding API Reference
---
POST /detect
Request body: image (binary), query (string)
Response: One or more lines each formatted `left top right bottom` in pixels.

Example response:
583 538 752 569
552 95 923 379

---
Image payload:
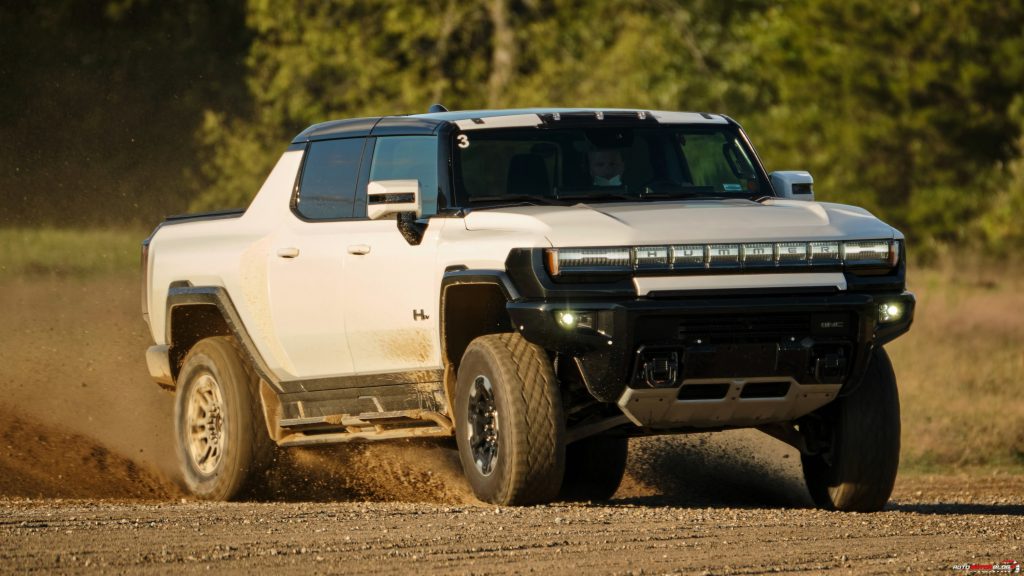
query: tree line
3 1 1022 256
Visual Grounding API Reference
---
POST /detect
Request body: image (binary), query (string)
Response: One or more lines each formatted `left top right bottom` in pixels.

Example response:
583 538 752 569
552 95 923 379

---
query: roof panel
371 116 443 136
292 108 730 142
291 117 380 143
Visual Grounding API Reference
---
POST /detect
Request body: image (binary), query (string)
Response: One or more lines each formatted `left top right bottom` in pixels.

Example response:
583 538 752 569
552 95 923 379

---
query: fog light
554 311 594 330
878 302 905 323
555 311 578 329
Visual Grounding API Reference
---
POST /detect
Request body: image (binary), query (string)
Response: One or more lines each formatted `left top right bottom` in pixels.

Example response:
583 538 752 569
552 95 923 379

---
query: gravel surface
2 460 1022 576
2 475 1023 575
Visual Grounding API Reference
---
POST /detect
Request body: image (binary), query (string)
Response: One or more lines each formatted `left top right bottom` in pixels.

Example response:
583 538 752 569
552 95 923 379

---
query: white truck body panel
461 200 896 248
341 218 446 374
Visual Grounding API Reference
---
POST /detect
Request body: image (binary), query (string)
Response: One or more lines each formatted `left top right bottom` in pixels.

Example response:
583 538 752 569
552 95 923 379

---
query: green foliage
977 134 1024 254
742 1 1024 223
191 0 1024 249
10 0 1016 249
190 0 774 210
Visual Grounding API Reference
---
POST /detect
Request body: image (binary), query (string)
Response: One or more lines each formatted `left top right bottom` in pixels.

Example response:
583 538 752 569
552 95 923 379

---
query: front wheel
174 336 274 500
454 333 566 505
801 347 901 512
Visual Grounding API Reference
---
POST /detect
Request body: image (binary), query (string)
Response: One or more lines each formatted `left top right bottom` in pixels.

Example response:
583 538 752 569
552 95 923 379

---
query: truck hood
461 199 898 247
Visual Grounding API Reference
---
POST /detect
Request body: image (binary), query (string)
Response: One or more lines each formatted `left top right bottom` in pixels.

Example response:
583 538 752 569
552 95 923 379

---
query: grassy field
891 260 1024 472
0 227 146 278
1 227 1020 473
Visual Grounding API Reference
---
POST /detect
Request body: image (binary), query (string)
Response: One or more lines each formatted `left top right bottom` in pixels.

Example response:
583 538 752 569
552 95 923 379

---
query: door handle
276 247 300 258
347 244 371 255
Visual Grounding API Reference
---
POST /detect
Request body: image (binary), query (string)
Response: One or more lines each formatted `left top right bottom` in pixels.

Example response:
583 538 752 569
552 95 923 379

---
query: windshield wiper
555 192 638 203
643 192 731 201
469 195 568 207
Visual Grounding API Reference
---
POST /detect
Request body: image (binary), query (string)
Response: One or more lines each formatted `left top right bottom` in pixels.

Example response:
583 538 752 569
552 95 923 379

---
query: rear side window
295 138 367 220
369 136 439 216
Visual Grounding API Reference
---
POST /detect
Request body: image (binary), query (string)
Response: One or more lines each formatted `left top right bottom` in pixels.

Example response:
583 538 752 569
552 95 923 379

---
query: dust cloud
0 273 810 506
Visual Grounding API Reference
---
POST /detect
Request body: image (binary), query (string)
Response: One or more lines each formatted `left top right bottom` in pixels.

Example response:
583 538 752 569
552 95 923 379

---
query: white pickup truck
142 107 914 510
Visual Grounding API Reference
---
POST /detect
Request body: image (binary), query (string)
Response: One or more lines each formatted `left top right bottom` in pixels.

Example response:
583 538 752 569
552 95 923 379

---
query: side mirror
366 179 422 220
769 171 814 201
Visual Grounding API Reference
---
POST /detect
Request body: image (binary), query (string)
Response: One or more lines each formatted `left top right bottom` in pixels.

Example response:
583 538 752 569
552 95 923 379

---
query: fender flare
165 282 283 393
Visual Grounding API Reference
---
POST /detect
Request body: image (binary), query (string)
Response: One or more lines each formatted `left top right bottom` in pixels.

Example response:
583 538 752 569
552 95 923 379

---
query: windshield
452 125 770 207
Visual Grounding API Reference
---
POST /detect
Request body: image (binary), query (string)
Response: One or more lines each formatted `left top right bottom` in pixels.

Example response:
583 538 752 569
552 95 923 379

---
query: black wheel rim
467 374 499 476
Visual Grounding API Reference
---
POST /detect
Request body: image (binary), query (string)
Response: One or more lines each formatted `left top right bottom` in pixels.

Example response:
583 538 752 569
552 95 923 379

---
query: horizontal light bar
546 247 632 276
844 240 898 266
546 240 900 276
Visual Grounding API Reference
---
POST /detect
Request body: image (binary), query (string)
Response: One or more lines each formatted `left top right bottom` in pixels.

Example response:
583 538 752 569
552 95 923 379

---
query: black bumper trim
507 291 914 403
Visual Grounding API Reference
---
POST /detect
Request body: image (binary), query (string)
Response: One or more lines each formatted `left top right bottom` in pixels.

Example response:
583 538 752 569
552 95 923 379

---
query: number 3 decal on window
457 134 470 149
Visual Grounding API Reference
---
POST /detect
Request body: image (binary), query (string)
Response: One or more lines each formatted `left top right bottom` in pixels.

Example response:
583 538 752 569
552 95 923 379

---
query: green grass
0 227 146 278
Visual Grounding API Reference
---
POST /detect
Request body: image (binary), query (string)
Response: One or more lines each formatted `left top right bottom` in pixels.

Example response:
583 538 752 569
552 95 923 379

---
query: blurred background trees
2 0 1022 256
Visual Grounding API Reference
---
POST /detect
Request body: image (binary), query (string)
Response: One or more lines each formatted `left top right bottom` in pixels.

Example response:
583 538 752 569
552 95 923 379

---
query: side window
295 138 366 220
368 136 439 216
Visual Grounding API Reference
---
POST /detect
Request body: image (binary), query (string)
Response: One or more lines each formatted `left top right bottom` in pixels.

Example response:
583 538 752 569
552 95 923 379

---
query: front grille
634 312 856 346
677 314 809 341
628 312 858 386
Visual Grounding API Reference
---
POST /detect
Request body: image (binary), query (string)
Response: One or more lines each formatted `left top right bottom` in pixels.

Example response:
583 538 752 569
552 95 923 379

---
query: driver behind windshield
587 148 625 187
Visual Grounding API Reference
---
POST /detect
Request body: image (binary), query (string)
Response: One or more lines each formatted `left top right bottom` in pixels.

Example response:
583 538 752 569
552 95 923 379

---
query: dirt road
2 275 1022 574
2 474 1023 575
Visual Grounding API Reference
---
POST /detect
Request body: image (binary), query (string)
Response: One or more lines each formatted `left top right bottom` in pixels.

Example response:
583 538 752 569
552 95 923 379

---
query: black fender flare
438 269 519 365
165 282 284 393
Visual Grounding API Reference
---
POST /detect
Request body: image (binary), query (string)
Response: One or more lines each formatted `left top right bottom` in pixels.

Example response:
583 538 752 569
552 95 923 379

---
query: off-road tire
801 347 901 512
174 336 274 501
560 436 628 502
455 333 566 505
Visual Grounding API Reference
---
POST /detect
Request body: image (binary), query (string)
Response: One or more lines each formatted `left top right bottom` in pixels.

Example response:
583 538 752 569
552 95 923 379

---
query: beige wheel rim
186 373 226 475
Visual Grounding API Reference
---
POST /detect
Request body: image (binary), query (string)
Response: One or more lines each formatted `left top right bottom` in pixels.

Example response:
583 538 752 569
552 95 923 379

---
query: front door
341 135 445 374
341 219 444 374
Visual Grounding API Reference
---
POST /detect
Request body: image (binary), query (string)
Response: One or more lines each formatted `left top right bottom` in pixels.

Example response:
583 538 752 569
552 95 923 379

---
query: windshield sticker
722 183 742 192
457 134 470 149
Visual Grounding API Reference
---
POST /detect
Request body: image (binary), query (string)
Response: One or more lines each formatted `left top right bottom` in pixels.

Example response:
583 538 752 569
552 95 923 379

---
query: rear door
264 136 369 380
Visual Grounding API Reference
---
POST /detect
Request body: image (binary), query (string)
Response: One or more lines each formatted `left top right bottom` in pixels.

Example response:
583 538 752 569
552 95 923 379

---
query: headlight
546 247 631 276
844 240 897 267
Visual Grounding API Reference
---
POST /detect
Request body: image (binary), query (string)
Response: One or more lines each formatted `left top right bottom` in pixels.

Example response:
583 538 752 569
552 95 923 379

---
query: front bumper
507 291 915 422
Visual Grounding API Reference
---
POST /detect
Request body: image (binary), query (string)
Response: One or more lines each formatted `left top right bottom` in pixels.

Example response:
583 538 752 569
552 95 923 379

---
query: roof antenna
428 103 449 113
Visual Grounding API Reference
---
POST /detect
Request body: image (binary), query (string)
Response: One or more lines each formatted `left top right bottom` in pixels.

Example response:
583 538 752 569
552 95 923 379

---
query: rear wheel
560 436 628 502
174 336 274 501
454 333 565 505
801 347 901 512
